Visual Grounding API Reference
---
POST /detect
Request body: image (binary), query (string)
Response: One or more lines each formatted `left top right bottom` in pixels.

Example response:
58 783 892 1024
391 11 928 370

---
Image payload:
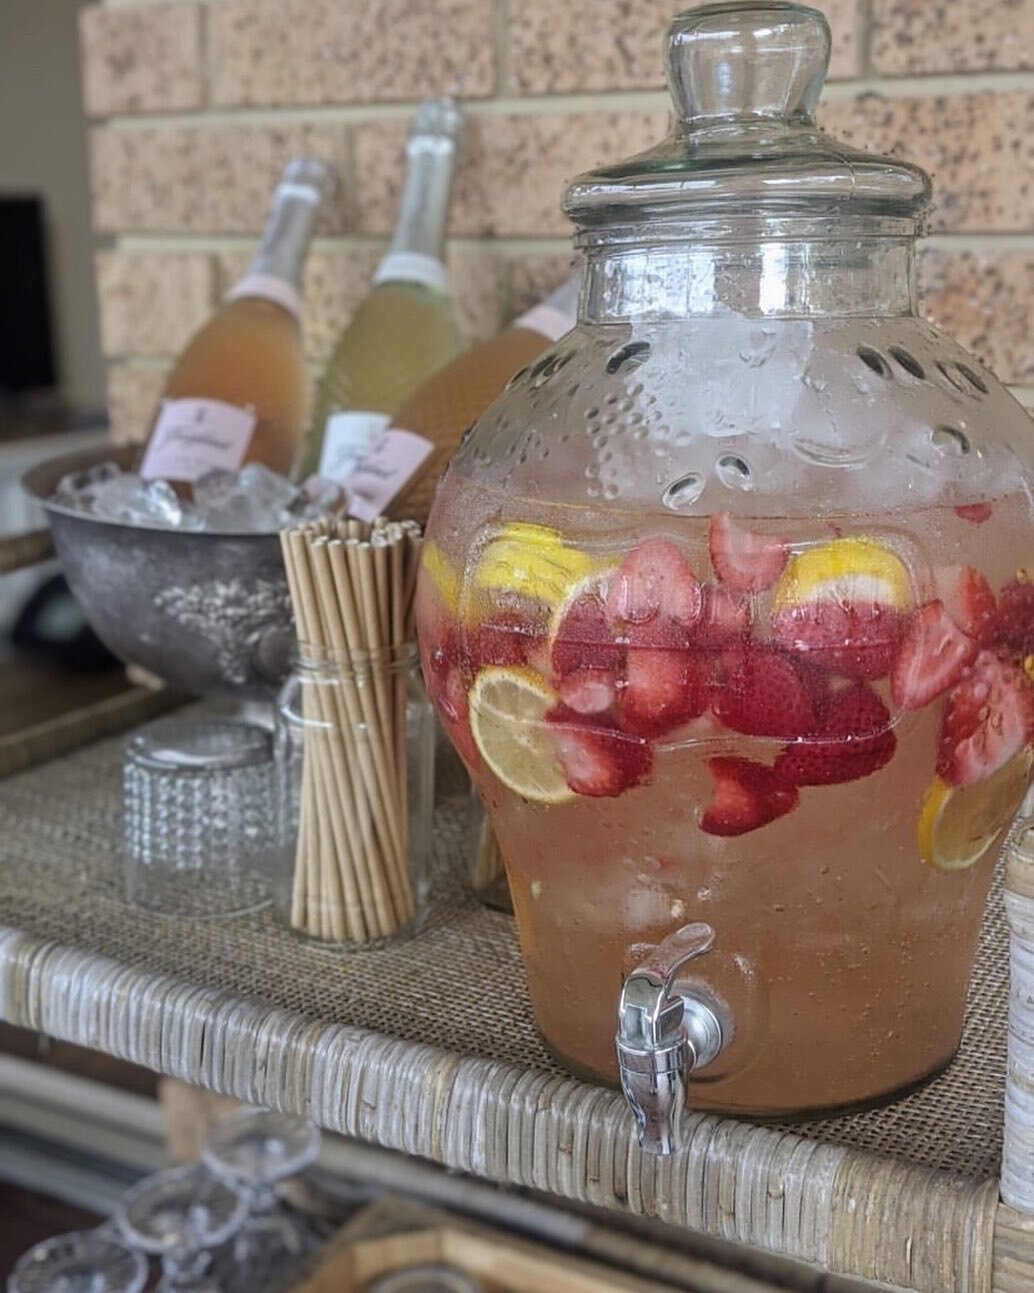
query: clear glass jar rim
295 641 419 676
126 718 273 772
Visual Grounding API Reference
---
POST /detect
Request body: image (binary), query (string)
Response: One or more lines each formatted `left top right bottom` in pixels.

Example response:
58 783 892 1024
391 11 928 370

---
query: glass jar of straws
275 518 435 946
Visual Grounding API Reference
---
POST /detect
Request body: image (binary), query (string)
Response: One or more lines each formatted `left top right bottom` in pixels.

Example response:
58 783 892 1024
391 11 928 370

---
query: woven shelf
0 718 1030 1293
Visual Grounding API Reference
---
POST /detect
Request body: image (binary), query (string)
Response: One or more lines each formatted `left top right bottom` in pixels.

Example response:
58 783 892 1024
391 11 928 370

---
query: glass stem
159 1246 213 1290
244 1181 280 1215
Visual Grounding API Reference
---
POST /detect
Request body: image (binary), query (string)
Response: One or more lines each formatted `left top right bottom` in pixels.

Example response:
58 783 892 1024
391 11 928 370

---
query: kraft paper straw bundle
279 516 423 944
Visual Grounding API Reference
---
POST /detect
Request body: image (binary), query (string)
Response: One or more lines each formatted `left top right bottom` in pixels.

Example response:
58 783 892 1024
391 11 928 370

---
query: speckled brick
106 365 168 445
211 0 495 107
356 110 668 239
79 3 202 117
507 252 579 318
90 123 348 235
872 0 1034 74
920 247 1034 385
820 91 1034 231
507 0 857 93
97 252 216 358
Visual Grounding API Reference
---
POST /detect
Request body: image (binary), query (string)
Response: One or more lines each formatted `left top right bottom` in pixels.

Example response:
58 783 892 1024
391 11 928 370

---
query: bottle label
342 429 435 522
226 273 302 319
318 410 392 483
140 398 256 482
514 301 577 343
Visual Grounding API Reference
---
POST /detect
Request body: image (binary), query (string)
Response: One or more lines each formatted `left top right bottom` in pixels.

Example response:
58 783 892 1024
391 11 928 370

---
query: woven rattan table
1 706 1033 1293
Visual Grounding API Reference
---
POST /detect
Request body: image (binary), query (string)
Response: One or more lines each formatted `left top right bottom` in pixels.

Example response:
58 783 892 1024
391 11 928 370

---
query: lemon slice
547 567 617 640
420 540 461 615
471 522 600 609
774 537 912 611
469 666 574 804
918 747 1033 872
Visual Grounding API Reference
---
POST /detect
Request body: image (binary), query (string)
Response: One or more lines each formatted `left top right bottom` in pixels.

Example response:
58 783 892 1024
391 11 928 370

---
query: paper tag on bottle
513 302 577 343
140 398 256 482
318 410 392 484
342 429 435 522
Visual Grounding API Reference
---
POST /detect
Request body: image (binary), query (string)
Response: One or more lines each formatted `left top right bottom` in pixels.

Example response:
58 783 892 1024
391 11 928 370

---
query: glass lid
565 1 931 229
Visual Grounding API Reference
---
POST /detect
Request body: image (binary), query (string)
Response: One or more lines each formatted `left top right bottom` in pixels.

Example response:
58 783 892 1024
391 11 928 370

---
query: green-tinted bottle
299 98 463 484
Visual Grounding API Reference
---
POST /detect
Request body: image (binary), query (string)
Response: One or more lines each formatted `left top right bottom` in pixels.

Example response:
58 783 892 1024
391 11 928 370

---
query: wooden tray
290 1199 790 1293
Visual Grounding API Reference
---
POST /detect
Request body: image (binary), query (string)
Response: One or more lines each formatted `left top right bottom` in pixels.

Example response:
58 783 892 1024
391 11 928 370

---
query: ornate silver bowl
23 445 294 699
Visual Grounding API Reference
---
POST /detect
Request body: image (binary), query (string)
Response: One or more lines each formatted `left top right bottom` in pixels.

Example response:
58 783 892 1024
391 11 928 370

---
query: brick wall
78 0 1034 443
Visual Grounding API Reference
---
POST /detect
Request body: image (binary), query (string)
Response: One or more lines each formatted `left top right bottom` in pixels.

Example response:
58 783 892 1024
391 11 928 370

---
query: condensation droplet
716 454 754 490
603 482 620 500
931 425 971 455
662 473 705 511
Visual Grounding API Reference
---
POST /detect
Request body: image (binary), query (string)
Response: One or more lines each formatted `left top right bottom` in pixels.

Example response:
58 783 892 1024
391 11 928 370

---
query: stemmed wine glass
116 1164 247 1292
201 1107 322 1287
9 1229 148 1293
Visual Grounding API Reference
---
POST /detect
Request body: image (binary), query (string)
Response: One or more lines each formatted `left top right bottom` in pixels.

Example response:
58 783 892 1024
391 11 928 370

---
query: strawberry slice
770 600 906 681
551 587 622 679
935 565 997 641
605 539 702 629
437 666 482 771
890 600 978 710
547 707 652 798
712 645 816 739
468 617 544 672
708 513 788 593
955 502 993 525
695 580 753 650
989 579 1034 658
937 650 1034 787
775 683 896 787
620 627 709 737
559 668 618 716
700 757 799 836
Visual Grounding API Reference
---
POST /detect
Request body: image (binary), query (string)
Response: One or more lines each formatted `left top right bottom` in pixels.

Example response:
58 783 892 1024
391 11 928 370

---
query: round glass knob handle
666 1 831 124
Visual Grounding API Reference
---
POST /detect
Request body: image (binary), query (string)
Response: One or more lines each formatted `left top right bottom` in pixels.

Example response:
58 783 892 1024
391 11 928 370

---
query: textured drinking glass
202 1108 322 1288
9 1230 148 1293
122 717 278 918
117 1165 246 1293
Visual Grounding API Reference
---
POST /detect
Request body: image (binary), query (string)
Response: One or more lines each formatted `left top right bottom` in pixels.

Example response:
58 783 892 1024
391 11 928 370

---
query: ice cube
53 460 123 508
238 462 298 511
90 473 187 527
192 469 241 511
284 475 348 523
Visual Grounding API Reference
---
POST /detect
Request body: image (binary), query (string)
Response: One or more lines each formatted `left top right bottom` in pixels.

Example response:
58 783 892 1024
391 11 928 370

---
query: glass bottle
140 157 334 487
355 274 580 525
417 2 1034 1122
299 99 464 485
274 644 435 947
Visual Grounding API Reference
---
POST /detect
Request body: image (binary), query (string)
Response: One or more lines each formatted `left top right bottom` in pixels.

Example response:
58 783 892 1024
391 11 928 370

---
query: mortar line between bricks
109 232 1034 256
115 234 574 255
93 68 1034 133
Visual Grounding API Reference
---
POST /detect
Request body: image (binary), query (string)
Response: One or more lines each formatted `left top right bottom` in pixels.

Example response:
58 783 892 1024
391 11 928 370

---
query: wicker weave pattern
0 927 997 1291
0 724 1016 1289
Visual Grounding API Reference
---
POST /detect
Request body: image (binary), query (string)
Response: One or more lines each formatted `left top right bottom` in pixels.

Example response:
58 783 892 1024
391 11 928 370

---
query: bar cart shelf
0 695 1032 1293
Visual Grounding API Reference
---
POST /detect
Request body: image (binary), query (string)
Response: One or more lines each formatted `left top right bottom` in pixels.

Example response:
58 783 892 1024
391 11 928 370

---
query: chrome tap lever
616 922 725 1154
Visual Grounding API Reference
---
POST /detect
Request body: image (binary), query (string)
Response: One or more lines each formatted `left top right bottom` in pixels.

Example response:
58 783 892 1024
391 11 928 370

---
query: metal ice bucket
23 446 294 698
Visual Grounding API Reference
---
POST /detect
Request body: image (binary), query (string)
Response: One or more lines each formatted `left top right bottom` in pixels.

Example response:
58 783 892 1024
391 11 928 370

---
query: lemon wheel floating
918 748 1033 872
774 535 913 611
471 522 602 610
469 666 574 805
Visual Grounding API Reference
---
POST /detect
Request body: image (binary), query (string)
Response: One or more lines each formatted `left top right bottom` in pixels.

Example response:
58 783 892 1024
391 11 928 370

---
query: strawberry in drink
417 479 1034 1114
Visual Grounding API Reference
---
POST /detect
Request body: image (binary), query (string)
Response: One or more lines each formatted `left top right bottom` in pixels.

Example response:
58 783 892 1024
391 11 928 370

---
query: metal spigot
616 923 725 1155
